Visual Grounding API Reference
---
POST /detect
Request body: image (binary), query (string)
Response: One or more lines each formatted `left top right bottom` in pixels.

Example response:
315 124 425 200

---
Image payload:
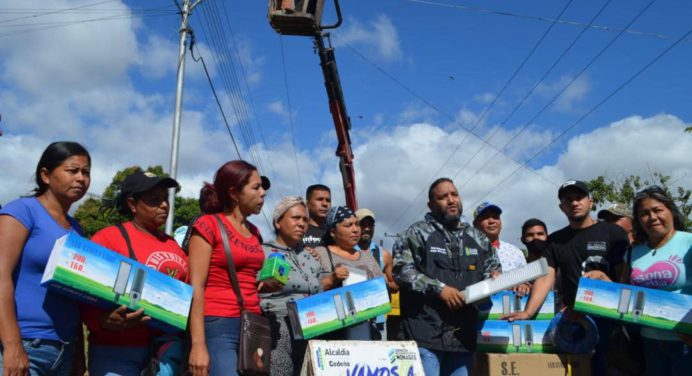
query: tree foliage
74 165 200 237
586 173 691 229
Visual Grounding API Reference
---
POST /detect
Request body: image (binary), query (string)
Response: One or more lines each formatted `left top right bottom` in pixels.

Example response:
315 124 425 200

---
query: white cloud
267 100 293 123
335 14 403 62
473 92 496 105
536 74 591 112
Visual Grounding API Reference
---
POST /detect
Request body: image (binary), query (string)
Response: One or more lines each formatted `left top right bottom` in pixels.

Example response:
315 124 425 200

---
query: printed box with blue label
574 277 692 335
41 232 193 332
477 291 556 320
287 277 391 339
476 320 555 353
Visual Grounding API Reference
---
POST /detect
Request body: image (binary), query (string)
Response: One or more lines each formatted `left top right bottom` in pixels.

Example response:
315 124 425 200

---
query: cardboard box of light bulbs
573 277 692 335
41 232 193 332
473 353 591 376
287 277 391 339
477 290 556 320
476 319 556 353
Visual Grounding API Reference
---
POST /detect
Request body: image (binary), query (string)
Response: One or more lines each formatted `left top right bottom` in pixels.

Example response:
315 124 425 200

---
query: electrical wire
405 0 689 43
190 34 243 159
450 0 613 186
466 3 688 212
374 0 575 233
279 35 304 190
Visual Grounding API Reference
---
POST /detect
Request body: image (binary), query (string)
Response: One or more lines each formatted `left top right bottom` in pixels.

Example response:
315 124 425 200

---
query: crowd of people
0 141 690 376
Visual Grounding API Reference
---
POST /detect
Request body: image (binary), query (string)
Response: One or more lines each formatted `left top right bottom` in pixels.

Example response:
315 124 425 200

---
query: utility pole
166 0 203 235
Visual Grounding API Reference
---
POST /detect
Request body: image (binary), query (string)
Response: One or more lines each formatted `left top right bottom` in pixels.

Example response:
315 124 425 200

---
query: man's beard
439 203 462 226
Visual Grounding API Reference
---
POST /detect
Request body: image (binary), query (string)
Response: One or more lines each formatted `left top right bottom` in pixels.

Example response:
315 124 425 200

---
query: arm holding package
392 227 446 296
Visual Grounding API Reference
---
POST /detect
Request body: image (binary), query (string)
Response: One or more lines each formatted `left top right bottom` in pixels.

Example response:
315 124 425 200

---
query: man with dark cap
505 180 628 376
598 202 634 245
393 178 501 376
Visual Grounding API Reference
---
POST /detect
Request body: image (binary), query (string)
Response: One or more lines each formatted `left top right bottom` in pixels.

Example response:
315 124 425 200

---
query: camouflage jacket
392 212 502 295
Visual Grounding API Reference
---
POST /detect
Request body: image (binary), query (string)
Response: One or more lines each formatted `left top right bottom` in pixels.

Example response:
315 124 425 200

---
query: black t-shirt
544 221 628 306
302 224 326 248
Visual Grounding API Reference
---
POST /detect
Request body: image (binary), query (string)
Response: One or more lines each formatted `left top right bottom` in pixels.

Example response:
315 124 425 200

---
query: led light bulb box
477 291 556 320
476 320 555 353
258 255 291 285
41 232 192 332
287 277 391 339
574 277 692 335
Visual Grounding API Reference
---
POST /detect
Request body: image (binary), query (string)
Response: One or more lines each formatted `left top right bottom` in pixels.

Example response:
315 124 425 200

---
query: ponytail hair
199 160 258 214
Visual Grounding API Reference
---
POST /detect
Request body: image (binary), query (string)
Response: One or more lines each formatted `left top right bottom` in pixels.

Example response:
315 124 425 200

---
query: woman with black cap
313 205 384 340
81 170 188 376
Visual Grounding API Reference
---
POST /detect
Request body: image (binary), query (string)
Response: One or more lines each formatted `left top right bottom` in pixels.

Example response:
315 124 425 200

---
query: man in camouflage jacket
393 178 501 376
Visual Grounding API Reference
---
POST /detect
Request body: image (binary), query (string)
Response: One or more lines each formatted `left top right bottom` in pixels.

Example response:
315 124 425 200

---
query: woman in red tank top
187 160 273 376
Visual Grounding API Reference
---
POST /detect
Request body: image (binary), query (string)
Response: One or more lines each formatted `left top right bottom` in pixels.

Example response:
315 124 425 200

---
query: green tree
585 173 691 228
74 165 200 237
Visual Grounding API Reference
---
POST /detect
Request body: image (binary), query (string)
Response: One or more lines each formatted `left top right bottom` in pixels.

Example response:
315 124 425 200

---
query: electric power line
279 35 304 190
190 36 243 159
405 0 690 43
451 0 613 185
466 3 688 212
376 0 575 233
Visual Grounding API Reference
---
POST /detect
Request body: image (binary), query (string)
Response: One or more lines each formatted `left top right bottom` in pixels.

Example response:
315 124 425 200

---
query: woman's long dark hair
33 141 91 196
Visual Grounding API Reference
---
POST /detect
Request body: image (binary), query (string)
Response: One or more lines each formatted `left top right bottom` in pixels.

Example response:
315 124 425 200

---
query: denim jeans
88 344 148 376
205 316 241 376
643 338 692 375
418 347 473 376
0 338 75 376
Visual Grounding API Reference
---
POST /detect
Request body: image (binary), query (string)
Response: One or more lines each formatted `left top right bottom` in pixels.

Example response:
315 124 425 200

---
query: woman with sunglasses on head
0 141 91 375
260 196 323 376
624 186 692 374
313 206 384 341
81 170 188 376
187 161 275 376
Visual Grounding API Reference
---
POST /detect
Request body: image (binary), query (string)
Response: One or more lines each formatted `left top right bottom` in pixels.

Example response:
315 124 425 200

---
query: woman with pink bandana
626 186 691 374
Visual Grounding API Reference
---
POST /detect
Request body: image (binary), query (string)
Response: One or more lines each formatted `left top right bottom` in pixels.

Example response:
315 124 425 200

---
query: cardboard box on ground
472 353 591 376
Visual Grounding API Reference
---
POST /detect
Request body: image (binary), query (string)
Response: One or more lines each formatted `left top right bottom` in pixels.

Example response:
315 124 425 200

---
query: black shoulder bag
213 215 272 376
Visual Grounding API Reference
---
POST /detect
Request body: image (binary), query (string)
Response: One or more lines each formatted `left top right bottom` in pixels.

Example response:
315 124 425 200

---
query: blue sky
1 0 691 245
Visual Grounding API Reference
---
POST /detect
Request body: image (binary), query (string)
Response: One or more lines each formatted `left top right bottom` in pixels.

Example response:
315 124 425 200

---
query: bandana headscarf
326 206 356 230
272 196 306 227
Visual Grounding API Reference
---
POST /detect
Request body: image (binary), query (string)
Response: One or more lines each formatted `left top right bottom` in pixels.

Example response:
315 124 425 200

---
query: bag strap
213 214 246 310
116 223 137 261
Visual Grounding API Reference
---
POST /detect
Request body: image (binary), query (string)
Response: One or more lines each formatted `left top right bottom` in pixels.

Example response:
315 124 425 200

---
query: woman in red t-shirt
82 171 188 376
187 160 272 376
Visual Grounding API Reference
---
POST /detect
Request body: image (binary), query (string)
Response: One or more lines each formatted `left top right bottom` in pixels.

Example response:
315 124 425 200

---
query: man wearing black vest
393 178 501 376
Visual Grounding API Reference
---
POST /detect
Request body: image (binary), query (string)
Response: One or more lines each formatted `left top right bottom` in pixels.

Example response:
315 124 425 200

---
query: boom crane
269 0 358 210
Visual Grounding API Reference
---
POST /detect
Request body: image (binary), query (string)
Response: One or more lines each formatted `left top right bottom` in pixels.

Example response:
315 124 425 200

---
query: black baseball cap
558 180 589 199
120 171 179 200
